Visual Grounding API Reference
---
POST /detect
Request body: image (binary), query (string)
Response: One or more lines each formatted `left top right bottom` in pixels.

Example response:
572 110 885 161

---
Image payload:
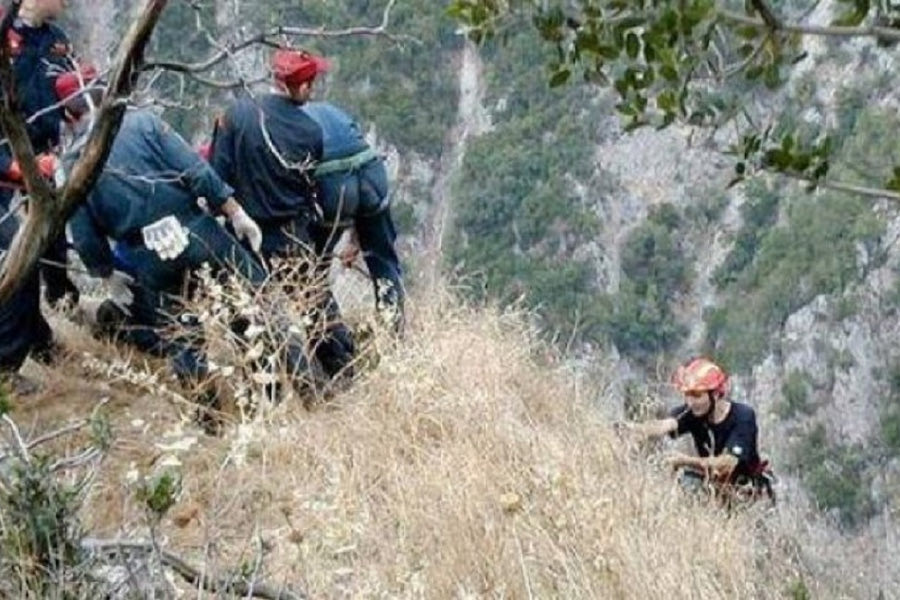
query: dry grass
5 281 879 598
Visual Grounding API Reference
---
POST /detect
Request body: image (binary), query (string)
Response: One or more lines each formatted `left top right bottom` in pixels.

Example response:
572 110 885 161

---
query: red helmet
672 357 728 397
271 48 330 87
54 64 99 101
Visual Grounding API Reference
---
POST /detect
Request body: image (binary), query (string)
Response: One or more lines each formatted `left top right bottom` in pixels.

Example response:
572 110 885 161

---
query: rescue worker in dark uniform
209 48 355 380
60 69 314 411
0 0 80 393
302 100 405 335
624 357 776 506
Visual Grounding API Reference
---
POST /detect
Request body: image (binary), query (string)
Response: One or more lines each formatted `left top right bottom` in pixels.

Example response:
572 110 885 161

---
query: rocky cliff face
376 1 900 528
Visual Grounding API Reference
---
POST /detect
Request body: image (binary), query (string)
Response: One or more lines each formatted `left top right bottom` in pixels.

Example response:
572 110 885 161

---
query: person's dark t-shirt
668 401 761 478
209 94 323 224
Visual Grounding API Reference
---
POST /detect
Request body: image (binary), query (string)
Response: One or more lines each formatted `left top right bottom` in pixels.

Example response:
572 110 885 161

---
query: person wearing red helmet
0 0 79 395
209 47 355 381
209 48 328 253
627 357 772 501
58 66 324 423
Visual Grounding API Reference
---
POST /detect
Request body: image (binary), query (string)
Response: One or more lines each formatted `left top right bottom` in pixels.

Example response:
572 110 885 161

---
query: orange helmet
672 357 728 397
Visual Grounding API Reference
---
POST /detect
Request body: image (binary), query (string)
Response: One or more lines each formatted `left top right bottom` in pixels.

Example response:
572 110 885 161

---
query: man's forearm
633 418 677 439
671 454 738 476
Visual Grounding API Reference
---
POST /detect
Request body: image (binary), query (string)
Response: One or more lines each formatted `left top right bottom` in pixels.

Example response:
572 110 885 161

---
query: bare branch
143 32 275 75
0 0 170 302
0 0 58 230
0 413 31 464
276 0 414 42
0 419 85 464
143 0 417 78
775 170 900 201
718 8 900 42
749 0 781 30
81 538 306 600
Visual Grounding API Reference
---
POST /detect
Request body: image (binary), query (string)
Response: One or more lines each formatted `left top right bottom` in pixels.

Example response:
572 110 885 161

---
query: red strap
5 159 23 183
748 459 770 476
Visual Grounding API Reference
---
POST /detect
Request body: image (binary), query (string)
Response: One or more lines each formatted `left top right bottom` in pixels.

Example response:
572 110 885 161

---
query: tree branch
81 538 306 600
0 0 169 302
748 0 781 30
718 8 900 42
142 0 417 77
0 0 57 229
776 170 900 202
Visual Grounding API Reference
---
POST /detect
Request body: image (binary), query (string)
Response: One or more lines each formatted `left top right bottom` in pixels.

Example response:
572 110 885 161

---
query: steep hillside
5 0 899 595
3 286 881 598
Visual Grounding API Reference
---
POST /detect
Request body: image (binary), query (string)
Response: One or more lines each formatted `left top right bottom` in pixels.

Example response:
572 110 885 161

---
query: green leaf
575 31 600 53
763 64 782 89
886 169 900 192
831 0 869 27
617 16 647 29
615 102 637 116
626 32 640 59
812 160 829 179
445 4 465 20
745 65 764 80
549 68 571 87
635 93 648 112
657 90 677 112
763 149 792 171
632 68 652 90
643 39 657 62
792 153 811 172
780 134 794 153
736 25 761 39
660 64 679 82
597 45 621 59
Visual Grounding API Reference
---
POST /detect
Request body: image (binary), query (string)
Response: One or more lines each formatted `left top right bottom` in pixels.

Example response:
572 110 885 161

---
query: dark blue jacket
301 102 388 222
0 17 73 173
303 101 367 160
210 93 322 224
69 109 234 277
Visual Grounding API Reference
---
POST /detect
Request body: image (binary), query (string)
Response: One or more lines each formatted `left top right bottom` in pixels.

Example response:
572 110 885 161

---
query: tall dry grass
54 282 831 599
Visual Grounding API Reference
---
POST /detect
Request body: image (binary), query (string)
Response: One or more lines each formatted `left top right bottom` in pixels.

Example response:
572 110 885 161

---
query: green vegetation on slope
448 26 612 343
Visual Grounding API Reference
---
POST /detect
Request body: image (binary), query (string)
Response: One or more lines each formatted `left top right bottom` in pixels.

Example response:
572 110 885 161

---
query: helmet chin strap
704 391 717 422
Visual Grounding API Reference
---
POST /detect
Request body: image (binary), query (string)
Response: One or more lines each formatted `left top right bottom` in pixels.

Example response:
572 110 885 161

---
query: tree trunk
0 0 169 303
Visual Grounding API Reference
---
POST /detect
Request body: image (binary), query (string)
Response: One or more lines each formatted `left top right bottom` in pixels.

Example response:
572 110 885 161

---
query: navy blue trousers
316 159 404 330
254 214 356 379
114 213 269 382
0 193 54 374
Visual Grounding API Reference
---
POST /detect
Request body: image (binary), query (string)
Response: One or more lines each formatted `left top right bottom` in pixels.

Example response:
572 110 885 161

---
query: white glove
141 215 190 261
105 269 135 315
230 207 262 253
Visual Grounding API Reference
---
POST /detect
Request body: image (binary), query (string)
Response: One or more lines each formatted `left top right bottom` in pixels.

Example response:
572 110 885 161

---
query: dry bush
73 282 825 599
7 269 894 598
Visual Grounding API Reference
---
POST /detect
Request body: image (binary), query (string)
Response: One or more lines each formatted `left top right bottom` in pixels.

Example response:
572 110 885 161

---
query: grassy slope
7 285 859 599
